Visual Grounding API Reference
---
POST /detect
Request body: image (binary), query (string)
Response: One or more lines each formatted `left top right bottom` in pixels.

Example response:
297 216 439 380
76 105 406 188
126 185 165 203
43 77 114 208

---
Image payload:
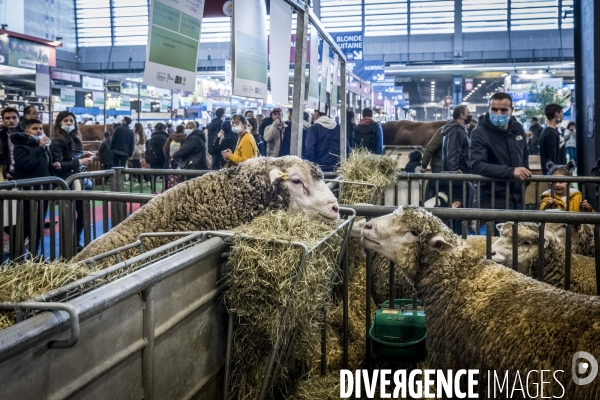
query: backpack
145 139 159 165
352 122 379 153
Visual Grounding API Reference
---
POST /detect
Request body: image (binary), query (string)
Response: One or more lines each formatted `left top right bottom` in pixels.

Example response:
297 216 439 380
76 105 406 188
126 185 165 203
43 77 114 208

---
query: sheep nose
491 251 496 256
331 204 339 213
363 222 373 230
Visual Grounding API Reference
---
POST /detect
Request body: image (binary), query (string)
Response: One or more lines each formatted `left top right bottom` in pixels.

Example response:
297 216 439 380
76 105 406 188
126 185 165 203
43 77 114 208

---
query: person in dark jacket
304 107 350 172
206 108 225 168
0 106 24 180
346 110 356 147
539 103 564 175
211 120 237 170
145 123 169 169
351 108 383 154
110 116 135 167
528 117 543 155
171 127 208 171
247 117 265 156
97 132 114 170
469 93 531 210
404 150 423 173
13 118 52 255
441 105 472 211
50 111 93 252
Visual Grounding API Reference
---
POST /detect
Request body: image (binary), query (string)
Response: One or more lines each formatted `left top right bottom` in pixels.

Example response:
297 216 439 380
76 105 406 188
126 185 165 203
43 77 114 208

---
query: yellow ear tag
278 171 289 180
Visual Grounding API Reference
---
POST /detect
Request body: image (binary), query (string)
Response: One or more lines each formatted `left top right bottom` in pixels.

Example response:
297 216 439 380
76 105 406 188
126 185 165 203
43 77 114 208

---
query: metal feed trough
0 232 229 399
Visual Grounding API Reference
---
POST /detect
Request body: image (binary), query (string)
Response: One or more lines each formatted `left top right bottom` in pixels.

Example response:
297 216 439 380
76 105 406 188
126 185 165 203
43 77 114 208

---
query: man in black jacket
171 128 207 170
0 106 24 180
110 116 135 167
441 104 472 207
528 117 543 155
351 108 383 154
206 108 225 168
470 92 531 210
539 103 564 175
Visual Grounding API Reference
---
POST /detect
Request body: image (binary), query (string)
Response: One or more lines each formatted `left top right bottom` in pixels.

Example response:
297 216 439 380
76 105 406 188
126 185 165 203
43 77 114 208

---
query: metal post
142 286 155 400
137 83 141 123
111 167 125 225
290 5 309 157
103 78 108 134
340 58 347 160
48 67 53 138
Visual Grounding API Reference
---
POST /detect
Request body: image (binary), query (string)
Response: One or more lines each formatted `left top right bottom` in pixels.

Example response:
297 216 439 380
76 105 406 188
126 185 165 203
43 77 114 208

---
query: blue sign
372 78 403 100
347 60 385 83
330 31 363 61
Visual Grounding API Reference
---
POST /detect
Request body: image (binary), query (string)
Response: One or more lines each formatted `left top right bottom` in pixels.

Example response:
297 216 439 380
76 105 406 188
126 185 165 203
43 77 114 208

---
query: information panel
307 27 320 110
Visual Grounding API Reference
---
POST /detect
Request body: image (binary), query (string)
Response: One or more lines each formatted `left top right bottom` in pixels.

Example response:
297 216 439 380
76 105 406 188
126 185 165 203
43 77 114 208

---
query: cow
382 120 477 147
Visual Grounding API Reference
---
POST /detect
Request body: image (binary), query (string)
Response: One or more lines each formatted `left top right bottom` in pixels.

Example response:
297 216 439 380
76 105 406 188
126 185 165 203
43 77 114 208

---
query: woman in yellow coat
539 161 593 212
221 114 259 166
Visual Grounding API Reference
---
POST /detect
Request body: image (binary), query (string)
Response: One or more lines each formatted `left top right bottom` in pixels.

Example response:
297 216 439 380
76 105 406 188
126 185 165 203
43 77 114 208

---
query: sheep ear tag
269 169 288 184
428 235 453 253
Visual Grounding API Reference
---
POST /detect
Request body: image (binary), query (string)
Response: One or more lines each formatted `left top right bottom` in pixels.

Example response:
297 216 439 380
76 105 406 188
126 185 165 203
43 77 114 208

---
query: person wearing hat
263 107 286 157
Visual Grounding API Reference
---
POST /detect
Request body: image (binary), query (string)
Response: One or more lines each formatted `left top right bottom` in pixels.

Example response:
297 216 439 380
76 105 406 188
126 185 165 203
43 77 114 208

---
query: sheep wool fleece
389 206 600 399
73 157 322 261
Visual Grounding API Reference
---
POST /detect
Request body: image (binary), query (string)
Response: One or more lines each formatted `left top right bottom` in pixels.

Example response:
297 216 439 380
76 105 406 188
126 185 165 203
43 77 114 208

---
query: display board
232 0 268 99
330 31 363 61
35 65 50 98
120 95 131 111
143 0 204 91
0 35 56 69
307 27 320 110
269 0 292 104
319 41 330 113
60 88 75 109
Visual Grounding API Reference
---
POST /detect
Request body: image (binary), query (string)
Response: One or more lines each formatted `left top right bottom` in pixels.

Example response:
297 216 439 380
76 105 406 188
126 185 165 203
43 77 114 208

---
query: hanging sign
35 64 50 98
269 0 292 104
232 0 268 99
143 0 204 90
120 95 131 111
330 31 363 61
307 26 320 110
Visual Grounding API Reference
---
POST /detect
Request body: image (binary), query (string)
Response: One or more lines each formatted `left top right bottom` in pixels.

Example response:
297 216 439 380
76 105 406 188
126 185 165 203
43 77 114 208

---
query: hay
0 258 98 330
337 148 398 204
224 210 344 399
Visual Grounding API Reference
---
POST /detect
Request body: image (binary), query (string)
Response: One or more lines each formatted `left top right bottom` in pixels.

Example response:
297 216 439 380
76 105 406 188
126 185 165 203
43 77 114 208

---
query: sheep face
546 222 585 247
360 206 455 282
491 223 549 275
268 163 339 220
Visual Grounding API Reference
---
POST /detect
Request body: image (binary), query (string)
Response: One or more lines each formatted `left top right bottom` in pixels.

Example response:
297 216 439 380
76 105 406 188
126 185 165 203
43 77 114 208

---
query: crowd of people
0 92 590 256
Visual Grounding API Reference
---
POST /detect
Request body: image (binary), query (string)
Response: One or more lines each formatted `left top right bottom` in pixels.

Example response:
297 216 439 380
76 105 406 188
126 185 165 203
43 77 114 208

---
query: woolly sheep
547 222 595 257
360 206 600 398
465 235 497 258
74 157 340 261
491 222 597 295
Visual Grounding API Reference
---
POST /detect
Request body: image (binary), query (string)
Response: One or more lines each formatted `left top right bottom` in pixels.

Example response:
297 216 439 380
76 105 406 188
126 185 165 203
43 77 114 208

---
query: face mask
231 126 243 134
184 129 193 135
489 113 510 127
464 115 472 125
62 124 75 133
556 118 562 124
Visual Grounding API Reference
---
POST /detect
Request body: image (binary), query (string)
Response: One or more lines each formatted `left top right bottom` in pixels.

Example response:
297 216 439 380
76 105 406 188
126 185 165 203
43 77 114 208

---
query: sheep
465 234 497 258
491 222 597 295
547 221 595 258
360 206 600 399
73 157 340 262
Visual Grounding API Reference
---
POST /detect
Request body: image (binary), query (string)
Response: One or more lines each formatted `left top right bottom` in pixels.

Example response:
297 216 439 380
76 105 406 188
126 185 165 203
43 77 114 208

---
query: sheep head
491 222 556 275
360 206 456 284
265 156 339 220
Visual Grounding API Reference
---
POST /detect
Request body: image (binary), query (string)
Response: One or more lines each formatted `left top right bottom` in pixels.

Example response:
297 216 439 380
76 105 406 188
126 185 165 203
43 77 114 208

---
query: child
404 150 423 173
540 161 593 212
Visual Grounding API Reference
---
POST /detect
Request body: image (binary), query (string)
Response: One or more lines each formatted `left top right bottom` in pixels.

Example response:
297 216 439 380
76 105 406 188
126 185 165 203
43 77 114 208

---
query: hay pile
337 148 398 205
0 259 97 330
224 210 344 399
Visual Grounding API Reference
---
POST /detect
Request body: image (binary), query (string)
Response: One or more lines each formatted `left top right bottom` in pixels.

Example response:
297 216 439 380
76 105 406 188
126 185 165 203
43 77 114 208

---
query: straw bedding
224 210 343 399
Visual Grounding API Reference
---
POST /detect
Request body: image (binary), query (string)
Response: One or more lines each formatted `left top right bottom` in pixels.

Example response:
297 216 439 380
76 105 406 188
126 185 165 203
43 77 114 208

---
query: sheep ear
544 237 549 248
496 223 506 232
573 223 583 233
428 235 453 253
269 169 284 184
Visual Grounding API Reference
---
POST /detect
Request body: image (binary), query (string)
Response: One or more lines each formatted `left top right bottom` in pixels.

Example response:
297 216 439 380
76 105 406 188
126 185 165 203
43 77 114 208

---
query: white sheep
491 222 597 295
360 206 600 398
74 157 340 261
547 221 595 258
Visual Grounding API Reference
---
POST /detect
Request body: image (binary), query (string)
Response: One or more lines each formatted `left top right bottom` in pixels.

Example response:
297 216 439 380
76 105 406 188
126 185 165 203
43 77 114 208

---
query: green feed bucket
369 299 427 363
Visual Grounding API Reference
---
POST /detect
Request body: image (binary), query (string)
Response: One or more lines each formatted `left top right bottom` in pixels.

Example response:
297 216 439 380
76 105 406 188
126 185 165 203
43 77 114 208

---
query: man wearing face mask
539 103 565 175
0 107 24 181
470 92 530 210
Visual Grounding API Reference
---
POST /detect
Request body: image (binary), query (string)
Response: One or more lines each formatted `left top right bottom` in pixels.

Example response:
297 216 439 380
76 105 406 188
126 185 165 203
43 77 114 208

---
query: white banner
319 41 330 113
82 76 104 91
307 27 319 110
120 95 131 111
232 0 268 99
92 91 104 109
269 0 292 104
35 65 50 98
224 59 232 85
143 0 204 91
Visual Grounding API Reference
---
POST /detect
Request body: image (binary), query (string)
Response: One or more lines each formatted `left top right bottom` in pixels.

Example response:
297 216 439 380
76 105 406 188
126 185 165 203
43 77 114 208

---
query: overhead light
481 80 486 83
431 81 435 84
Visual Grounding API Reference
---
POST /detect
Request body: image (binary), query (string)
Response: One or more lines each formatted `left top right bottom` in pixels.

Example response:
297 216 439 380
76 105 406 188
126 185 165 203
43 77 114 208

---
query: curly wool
500 222 597 295
74 157 322 262
389 206 600 399
574 224 595 257
465 235 496 259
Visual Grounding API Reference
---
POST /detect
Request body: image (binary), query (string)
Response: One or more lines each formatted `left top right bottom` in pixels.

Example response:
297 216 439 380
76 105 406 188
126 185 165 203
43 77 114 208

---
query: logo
242 85 252 94
516 135 523 141
167 74 174 82
347 52 355 61
175 76 182 84
572 351 598 386
156 72 166 82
